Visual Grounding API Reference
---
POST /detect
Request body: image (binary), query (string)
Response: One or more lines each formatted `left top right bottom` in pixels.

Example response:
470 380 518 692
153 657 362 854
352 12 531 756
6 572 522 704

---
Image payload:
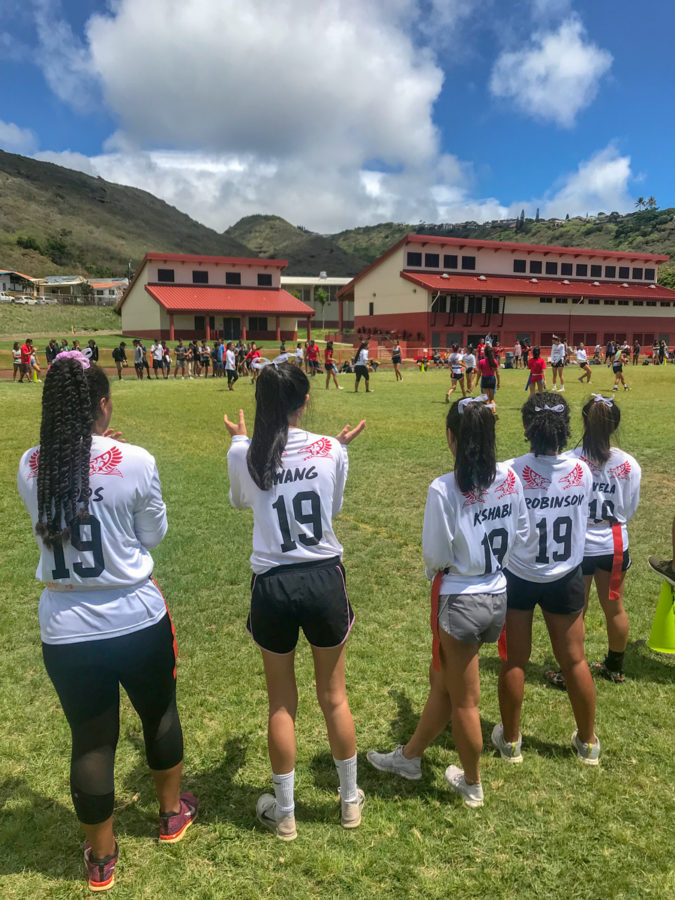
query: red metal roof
144 251 288 268
145 284 315 316
401 272 675 301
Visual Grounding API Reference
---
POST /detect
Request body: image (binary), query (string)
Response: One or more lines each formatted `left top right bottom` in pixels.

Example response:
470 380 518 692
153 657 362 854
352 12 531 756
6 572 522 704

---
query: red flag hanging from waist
609 521 624 602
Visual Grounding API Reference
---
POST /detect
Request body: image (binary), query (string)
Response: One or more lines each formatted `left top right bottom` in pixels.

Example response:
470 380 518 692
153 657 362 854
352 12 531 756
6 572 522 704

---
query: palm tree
647 196 657 209
635 197 646 210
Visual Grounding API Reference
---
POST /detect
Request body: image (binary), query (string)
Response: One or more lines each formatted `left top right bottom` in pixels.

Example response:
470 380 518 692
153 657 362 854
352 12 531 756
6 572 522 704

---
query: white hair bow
591 393 614 406
534 403 564 413
251 353 290 371
458 395 488 413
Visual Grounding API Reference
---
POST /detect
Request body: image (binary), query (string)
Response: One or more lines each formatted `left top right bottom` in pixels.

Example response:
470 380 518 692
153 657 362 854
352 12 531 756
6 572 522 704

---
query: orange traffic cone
647 581 675 655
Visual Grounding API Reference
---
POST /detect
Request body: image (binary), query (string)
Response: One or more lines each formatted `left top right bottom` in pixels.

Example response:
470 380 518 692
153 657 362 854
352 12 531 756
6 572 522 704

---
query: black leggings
42 614 183 825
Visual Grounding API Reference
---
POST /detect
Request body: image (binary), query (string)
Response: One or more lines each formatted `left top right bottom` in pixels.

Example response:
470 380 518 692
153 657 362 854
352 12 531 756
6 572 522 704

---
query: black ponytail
36 360 110 547
446 401 497 493
581 397 620 465
522 391 570 456
247 363 309 490
484 344 496 369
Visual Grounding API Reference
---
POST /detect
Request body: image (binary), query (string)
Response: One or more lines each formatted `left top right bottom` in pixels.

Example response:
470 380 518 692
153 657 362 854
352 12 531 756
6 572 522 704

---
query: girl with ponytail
368 398 528 808
225 362 366 839
17 354 195 892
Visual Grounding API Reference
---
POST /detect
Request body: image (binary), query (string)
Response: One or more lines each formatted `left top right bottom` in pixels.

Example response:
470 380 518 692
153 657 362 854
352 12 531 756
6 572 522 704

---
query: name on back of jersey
472 503 513 527
273 465 318 485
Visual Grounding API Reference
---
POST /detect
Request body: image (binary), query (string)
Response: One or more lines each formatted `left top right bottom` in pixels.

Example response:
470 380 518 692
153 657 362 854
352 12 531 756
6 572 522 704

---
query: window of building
513 259 526 273
194 315 205 331
108 289 115 295
576 264 588 277
157 268 174 282
604 266 616 278
225 272 241 285
555 297 568 304
588 298 600 305
257 273 272 287
407 252 422 266
424 253 440 268
368 301 374 316
539 297 552 304
561 262 573 276
545 261 558 275
660 301 670 307
445 332 462 348
449 295 464 313
633 300 643 306
603 299 615 305
632 268 643 280
590 265 602 278
248 316 268 331
618 300 629 306
644 268 655 281
618 266 630 279
192 270 208 284
443 254 458 269
646 301 657 307
484 297 501 314
461 256 476 270
467 296 482 313
529 260 542 274
572 297 584 305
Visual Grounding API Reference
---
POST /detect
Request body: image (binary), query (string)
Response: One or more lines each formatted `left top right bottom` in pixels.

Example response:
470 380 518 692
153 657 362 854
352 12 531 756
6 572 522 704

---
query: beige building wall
120 282 164 333
354 247 424 316
504 296 674 318
146 260 282 288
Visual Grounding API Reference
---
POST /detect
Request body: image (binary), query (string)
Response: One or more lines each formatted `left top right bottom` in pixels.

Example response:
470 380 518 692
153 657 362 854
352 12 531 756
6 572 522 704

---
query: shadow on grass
624 640 675 684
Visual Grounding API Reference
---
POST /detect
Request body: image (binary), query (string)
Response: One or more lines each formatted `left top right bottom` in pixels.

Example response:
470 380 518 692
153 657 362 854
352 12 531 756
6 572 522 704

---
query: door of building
223 317 241 340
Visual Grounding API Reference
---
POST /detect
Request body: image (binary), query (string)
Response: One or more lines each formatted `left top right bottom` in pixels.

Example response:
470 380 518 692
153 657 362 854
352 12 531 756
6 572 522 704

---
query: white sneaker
551 385 558 391
366 745 422 780
571 731 601 766
337 386 344 390
339 787 365 829
444 765 484 808
491 723 523 763
255 793 297 841
558 386 565 392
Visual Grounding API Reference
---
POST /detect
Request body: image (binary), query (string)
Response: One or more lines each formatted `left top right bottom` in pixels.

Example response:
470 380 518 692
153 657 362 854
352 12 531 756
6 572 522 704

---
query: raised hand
103 428 126 442
224 409 248 437
336 419 366 445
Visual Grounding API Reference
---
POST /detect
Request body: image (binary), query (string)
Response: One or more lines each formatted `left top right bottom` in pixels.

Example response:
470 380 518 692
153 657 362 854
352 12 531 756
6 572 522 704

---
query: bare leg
543 610 596 743
498 608 534 742
312 644 356 760
261 649 298 774
438 630 482 784
403 663 452 759
83 816 116 859
593 569 629 652
152 761 183 814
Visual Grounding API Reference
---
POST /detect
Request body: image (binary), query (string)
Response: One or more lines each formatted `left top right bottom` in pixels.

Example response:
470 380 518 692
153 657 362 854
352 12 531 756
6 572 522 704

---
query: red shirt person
527 347 547 394
19 339 33 382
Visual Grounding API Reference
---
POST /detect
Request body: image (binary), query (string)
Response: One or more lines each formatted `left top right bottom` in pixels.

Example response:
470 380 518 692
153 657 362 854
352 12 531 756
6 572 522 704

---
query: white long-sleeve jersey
565 446 641 555
17 435 168 644
423 463 530 595
503 453 592 582
228 429 348 573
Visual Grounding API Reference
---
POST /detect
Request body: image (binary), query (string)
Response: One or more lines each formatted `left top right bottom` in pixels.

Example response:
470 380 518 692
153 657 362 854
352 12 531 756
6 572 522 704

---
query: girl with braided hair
492 393 601 766
17 353 196 893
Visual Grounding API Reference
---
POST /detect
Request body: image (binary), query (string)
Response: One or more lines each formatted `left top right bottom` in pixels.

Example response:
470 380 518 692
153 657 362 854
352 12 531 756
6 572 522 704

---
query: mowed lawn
1 363 674 899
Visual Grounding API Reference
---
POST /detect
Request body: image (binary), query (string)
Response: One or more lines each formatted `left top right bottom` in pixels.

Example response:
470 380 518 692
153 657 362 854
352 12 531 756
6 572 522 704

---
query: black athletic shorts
325 363 335 373
355 364 369 378
392 355 402 365
480 375 496 390
552 360 565 368
153 359 162 370
612 363 623 373
505 566 585 615
465 366 474 374
247 557 354 654
227 369 238 383
581 549 631 575
451 372 463 380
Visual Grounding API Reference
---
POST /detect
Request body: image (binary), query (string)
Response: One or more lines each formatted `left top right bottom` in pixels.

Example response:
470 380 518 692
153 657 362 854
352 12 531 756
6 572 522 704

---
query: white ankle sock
334 753 358 803
272 769 295 817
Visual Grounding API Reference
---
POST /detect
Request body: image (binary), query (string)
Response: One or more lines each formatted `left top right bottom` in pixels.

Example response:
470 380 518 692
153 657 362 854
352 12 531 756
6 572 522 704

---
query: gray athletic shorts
438 592 507 644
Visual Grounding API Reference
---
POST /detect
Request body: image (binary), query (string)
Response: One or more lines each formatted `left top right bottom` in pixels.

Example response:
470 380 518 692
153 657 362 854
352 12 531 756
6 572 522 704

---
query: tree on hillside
315 287 329 328
535 208 540 221
647 196 658 209
635 197 646 210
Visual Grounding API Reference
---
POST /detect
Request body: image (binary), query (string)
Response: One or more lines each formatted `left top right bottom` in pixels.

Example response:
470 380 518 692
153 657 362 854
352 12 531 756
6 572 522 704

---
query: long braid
36 359 95 547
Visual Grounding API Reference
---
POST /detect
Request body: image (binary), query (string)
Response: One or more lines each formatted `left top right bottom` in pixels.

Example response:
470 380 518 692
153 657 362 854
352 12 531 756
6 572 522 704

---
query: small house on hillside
0 269 40 296
117 252 315 342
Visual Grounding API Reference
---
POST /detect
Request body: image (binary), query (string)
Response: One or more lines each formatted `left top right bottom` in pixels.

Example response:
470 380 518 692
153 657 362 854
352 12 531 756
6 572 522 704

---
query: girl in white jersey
367 399 528 808
563 396 640 684
225 363 366 839
353 340 372 393
16 354 196 893
550 336 566 392
492 393 601 766
445 344 467 403
576 343 592 384
463 345 477 393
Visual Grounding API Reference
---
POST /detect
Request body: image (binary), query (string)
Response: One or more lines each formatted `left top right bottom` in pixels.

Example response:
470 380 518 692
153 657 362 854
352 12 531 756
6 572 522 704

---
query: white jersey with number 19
504 453 592 582
228 429 348 574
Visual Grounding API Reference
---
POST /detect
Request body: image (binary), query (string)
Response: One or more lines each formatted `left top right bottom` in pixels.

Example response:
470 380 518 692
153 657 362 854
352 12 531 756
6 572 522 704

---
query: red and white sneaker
159 792 199 843
84 840 118 892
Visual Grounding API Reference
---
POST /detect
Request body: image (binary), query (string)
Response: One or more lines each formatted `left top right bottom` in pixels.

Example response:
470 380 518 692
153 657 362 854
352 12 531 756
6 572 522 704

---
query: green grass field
1 364 674 899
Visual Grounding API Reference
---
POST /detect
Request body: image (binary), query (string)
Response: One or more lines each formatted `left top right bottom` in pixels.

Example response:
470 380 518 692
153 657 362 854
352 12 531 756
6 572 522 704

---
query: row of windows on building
538 297 669 307
156 268 274 287
192 315 269 332
430 331 667 350
405 251 656 282
429 294 670 314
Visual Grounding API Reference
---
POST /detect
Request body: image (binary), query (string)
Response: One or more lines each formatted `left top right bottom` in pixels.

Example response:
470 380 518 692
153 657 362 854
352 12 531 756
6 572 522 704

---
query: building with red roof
336 234 675 350
117 252 315 342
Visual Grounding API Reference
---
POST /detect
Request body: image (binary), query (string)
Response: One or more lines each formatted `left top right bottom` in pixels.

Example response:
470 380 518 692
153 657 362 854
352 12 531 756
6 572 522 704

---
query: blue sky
0 0 673 232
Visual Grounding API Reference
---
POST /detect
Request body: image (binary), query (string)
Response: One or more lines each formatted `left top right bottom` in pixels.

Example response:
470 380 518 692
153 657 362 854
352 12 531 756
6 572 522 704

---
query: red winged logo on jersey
521 466 551 491
559 463 584 490
27 448 40 478
609 460 631 480
90 447 124 477
462 488 488 507
301 437 333 461
495 470 518 499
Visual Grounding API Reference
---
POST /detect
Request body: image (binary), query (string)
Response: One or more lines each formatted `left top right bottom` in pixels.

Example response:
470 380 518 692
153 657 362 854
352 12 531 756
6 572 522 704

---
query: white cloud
489 16 612 127
540 144 633 218
0 119 38 154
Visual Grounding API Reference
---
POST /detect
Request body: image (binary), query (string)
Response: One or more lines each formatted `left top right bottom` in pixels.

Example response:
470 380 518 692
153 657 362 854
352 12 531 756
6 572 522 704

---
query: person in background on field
159 341 169 378
295 342 303 368
174 340 189 379
463 346 477 394
658 340 666 365
151 339 164 379
521 341 530 367
493 393 600 766
139 341 151 379
477 344 498 405
648 517 675 586
84 339 99 363
604 340 614 365
632 339 640 365
225 341 238 391
303 341 310 373
577 343 592 383
215 340 225 377
353 341 373 393
30 345 42 382
188 340 200 378
12 341 22 381
391 340 403 381
307 340 320 377
200 341 210 378
60 339 70 352
546 395 641 688
17 353 197 892
19 338 34 383
367 398 528 808
224 364 366 839
246 342 262 383
593 344 601 362
611 345 630 392
514 340 522 369
445 344 466 402
72 340 81 353
325 341 343 390
550 336 566 392
112 342 127 380
133 339 144 380
45 339 59 369
527 346 546 396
